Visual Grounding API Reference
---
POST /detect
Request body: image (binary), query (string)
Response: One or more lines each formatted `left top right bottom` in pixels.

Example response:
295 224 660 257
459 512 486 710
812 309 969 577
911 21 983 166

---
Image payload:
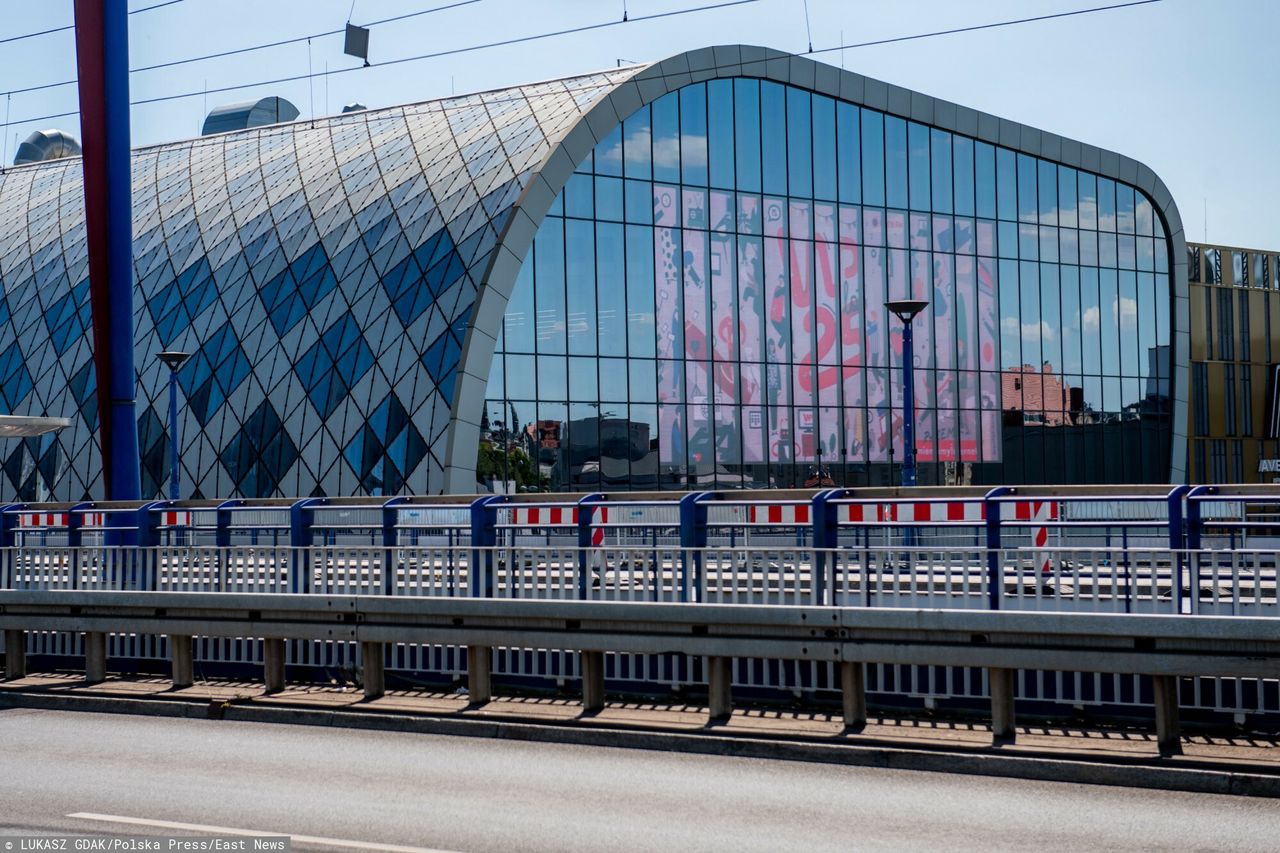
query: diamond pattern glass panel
0 65 651 498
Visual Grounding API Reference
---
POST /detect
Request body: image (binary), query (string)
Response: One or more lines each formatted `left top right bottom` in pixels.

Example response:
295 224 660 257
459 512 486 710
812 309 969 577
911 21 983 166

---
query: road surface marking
66 813 463 853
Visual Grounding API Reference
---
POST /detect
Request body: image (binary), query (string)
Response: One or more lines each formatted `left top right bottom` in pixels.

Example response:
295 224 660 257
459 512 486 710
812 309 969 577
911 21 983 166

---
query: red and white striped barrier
747 504 811 525
844 502 986 523
17 512 105 528
16 511 189 528
508 506 579 526
508 505 609 537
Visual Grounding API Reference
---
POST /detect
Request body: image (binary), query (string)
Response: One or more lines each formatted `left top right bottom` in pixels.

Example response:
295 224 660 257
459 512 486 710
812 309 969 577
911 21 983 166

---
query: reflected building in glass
0 46 1188 499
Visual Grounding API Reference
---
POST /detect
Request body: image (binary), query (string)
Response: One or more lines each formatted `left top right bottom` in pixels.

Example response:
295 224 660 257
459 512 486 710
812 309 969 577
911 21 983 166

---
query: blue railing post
67 502 90 590
214 499 238 548
1184 486 1214 617
983 487 1012 610
135 501 164 590
576 493 604 599
811 489 846 605
380 497 408 596
1185 486 1213 551
1166 485 1190 614
0 504 20 589
469 495 506 597
678 492 715 602
289 498 321 594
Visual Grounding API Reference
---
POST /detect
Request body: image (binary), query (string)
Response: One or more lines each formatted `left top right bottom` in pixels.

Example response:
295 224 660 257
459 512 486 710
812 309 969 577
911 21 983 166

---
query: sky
1 0 1276 249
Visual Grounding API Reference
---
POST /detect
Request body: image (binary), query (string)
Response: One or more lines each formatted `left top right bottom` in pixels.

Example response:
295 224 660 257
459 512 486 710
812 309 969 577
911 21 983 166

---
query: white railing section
2 544 1276 616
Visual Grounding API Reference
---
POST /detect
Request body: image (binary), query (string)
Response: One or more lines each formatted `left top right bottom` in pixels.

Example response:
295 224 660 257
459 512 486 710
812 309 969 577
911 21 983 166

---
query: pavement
7 709 1280 853
2 670 1278 797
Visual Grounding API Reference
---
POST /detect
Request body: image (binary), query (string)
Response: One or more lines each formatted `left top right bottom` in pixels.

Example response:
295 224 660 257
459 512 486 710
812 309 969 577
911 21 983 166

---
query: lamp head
884 299 930 323
157 350 192 369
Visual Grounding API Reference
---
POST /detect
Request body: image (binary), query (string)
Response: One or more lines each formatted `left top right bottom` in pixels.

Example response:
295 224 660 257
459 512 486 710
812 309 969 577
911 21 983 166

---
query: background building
0 46 1188 500
1186 241 1280 483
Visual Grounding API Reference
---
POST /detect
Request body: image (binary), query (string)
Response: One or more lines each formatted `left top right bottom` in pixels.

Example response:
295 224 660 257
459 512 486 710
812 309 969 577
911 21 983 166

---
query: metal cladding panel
0 67 638 501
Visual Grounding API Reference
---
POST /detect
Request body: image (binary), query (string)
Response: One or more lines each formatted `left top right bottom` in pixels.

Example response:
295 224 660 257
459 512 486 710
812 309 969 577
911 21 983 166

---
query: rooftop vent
201 96 300 136
13 129 82 166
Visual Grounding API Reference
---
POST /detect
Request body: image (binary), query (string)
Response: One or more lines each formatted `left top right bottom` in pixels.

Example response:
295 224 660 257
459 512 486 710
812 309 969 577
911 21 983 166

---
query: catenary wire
2 0 484 98
3 0 1165 127
4 0 761 124
0 0 188 46
804 0 1163 56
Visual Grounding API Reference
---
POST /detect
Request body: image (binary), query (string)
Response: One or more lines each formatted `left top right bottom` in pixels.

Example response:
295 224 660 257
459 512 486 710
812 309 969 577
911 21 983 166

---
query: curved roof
0 46 1188 499
447 45 1190 489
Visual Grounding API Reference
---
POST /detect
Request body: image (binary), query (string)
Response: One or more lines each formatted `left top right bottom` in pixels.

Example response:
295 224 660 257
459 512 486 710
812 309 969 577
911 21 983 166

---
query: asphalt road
1 708 1277 853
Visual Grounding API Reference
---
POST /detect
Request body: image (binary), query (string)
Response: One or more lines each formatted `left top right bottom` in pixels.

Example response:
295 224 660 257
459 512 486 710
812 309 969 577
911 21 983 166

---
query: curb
2 690 1277 798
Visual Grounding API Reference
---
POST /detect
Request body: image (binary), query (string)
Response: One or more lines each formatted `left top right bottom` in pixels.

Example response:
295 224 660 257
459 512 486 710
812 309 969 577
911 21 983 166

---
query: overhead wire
803 0 1163 56
2 0 485 98
3 0 1166 129
5 0 762 124
0 0 187 46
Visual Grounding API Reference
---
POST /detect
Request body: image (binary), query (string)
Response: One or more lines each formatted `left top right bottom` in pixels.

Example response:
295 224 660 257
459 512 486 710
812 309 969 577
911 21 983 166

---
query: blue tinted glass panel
733 79 761 193
884 116 907 209
708 79 735 189
974 141 995 219
907 122 930 211
836 101 860 203
811 95 836 201
860 109 885 207
761 82 787 196
786 87 812 198
680 84 708 187
931 129 953 214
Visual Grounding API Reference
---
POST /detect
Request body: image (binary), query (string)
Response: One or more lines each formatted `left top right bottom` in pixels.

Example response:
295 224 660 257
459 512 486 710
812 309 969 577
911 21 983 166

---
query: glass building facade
484 77 1175 490
0 46 1188 500
1186 241 1280 483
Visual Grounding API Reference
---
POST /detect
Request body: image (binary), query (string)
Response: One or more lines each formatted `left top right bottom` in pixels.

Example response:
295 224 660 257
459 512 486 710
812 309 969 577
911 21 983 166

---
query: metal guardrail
1 545 1275 616
3 591 1278 755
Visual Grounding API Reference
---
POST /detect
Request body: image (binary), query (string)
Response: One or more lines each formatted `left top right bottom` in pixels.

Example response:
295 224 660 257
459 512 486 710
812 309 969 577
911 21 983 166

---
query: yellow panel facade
1188 241 1280 483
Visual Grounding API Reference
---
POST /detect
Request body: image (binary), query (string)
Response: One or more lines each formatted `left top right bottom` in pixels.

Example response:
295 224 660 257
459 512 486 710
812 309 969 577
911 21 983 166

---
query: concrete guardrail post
840 661 866 729
361 641 385 699
1153 675 1183 756
989 666 1016 743
467 645 492 704
581 650 605 712
169 635 194 688
84 632 107 683
3 629 25 679
708 656 732 720
263 637 285 694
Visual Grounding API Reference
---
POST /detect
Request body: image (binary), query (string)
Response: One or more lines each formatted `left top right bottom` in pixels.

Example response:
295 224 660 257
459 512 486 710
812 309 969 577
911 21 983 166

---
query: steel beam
74 0 141 506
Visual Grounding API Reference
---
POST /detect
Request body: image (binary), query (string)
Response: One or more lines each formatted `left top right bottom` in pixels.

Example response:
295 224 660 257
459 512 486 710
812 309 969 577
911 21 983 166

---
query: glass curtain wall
485 79 1173 490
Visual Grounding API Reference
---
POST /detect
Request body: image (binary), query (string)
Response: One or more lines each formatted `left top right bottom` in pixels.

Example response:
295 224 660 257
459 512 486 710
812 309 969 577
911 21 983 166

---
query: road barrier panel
4 590 1280 752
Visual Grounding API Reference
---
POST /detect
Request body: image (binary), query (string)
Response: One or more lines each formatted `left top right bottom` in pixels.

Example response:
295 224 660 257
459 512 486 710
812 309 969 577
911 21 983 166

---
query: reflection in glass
486 77 1171 490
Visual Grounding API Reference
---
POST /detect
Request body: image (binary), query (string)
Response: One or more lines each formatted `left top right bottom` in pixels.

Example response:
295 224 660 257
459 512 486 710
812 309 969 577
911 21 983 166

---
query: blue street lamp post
157 351 191 500
885 300 929 488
